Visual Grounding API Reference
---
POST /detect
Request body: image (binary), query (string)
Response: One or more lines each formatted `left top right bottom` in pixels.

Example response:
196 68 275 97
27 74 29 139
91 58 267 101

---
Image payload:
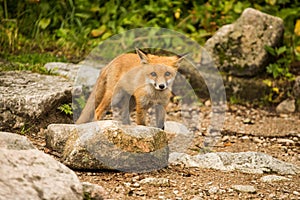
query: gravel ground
29 102 300 199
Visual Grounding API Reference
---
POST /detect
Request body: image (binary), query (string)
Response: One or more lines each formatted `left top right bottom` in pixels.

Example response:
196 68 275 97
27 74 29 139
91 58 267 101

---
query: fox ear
136 48 149 64
175 52 189 67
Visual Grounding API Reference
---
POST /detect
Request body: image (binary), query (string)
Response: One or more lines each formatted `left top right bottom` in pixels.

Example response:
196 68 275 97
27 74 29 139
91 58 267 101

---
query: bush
0 0 299 63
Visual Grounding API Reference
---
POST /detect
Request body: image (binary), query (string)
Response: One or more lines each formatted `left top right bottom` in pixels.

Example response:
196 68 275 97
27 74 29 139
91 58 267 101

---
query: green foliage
0 53 66 74
58 103 73 115
264 45 294 80
20 124 32 135
262 44 295 104
229 95 242 104
1 0 300 92
1 0 299 59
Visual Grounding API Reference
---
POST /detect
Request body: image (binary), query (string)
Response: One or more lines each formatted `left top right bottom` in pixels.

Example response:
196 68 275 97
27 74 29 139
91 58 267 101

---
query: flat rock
169 151 300 175
0 148 83 199
0 131 34 150
205 8 284 77
232 185 256 193
260 175 291 183
45 62 101 88
45 62 79 81
46 120 169 172
139 177 170 187
0 71 72 131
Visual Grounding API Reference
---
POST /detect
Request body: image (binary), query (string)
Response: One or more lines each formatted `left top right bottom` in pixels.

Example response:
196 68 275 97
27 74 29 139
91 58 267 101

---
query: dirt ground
29 102 300 200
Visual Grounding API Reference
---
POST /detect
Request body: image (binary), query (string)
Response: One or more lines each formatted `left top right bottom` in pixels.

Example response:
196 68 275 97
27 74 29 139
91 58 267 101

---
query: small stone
253 137 263 143
208 186 219 194
131 182 140 188
139 177 170 187
134 190 146 196
123 182 131 187
173 190 179 195
240 136 250 141
222 136 230 142
276 99 296 114
268 193 276 198
232 185 256 193
205 100 211 107
277 138 295 145
260 175 291 183
293 191 300 196
243 118 254 124
82 182 109 200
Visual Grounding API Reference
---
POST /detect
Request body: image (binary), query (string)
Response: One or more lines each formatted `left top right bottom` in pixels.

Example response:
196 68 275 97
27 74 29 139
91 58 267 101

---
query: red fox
76 48 184 129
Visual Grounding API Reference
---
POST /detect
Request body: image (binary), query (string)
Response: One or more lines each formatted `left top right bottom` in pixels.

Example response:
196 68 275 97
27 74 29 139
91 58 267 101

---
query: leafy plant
58 103 73 115
264 45 294 80
20 124 32 135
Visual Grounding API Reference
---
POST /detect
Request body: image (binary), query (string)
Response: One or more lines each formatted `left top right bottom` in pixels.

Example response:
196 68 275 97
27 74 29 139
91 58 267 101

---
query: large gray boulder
0 149 83 200
0 132 83 200
0 71 72 131
169 151 300 175
46 120 169 172
45 62 101 88
205 8 284 77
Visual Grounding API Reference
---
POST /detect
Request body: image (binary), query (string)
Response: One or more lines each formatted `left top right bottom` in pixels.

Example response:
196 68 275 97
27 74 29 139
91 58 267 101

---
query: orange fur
76 49 183 129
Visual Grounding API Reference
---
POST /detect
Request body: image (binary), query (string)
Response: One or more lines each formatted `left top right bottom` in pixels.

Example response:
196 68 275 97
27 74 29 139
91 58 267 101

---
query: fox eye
150 72 157 77
165 72 171 76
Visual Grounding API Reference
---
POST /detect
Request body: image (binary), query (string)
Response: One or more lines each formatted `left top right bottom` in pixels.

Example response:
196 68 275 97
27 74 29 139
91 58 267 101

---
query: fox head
136 48 185 91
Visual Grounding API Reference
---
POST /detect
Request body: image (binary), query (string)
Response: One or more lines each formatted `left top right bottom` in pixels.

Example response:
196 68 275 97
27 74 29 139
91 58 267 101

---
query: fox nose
159 84 165 89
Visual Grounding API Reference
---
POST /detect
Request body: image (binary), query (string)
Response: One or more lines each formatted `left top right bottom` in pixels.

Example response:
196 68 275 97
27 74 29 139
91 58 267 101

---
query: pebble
232 185 256 193
240 136 250 141
293 191 300 196
208 186 219 194
243 118 255 124
222 136 230 142
260 175 291 183
277 138 295 145
131 182 140 188
204 100 211 107
139 177 170 187
252 137 263 144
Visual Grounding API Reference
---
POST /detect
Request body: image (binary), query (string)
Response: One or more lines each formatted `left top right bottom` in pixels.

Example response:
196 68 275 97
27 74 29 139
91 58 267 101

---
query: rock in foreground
169 151 300 175
46 121 169 172
0 132 82 199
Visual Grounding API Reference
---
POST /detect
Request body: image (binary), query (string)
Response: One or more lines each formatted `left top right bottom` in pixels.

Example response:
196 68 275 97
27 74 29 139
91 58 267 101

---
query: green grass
0 53 67 74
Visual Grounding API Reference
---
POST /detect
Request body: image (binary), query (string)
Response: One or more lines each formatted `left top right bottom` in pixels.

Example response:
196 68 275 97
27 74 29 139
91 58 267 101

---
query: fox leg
120 93 131 124
94 91 112 120
155 104 166 129
135 100 147 126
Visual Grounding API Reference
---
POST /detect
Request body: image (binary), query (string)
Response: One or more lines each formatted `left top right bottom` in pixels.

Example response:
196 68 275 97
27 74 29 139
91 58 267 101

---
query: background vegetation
0 0 300 104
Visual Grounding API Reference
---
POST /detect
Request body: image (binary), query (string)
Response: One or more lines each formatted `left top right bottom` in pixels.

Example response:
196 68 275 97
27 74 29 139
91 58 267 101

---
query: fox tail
75 70 106 124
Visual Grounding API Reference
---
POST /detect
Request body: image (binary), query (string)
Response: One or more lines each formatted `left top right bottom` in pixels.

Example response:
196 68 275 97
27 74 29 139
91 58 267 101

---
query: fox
76 48 184 129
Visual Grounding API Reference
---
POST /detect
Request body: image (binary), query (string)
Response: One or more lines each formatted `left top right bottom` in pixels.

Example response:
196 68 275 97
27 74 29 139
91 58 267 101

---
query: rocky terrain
1 8 300 200
33 103 300 199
